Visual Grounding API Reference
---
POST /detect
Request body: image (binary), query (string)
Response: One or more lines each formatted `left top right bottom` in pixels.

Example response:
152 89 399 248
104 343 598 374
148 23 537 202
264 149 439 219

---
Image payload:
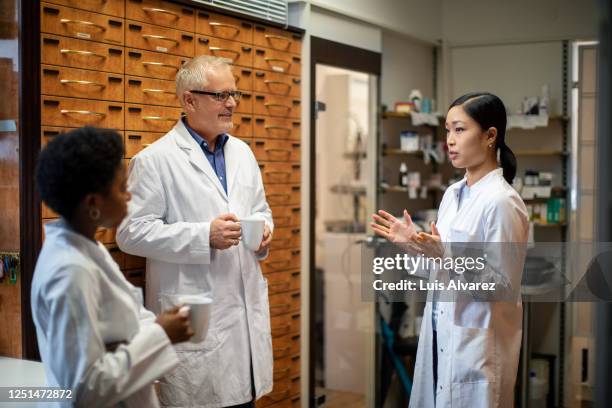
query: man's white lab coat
117 120 274 407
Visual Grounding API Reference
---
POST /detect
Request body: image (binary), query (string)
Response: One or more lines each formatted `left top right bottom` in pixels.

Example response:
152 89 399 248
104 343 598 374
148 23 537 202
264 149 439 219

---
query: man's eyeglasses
190 89 242 103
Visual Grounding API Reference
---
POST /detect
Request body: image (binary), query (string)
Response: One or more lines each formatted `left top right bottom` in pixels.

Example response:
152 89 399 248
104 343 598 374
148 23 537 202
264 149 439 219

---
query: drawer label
76 32 91 39
156 46 168 53
272 66 285 73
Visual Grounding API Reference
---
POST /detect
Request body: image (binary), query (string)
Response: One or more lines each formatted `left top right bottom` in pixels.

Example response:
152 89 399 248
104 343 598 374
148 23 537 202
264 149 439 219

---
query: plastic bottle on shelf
399 162 408 187
529 370 547 408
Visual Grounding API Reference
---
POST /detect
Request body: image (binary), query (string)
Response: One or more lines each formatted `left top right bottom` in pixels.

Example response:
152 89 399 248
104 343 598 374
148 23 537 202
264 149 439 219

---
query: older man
117 55 274 408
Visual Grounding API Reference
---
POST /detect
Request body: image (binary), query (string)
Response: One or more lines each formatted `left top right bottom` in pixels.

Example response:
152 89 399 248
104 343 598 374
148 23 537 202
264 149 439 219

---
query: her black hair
36 126 124 220
449 92 517 184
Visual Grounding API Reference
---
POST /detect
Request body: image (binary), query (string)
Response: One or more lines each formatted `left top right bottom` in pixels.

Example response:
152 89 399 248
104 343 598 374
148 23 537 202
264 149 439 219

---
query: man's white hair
175 55 232 105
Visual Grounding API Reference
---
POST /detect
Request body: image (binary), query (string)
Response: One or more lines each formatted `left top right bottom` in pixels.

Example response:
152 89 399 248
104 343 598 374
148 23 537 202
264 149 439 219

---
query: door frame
309 36 381 406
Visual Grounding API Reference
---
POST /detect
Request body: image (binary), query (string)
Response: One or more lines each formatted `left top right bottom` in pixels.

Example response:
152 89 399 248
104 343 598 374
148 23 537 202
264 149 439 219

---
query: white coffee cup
177 294 212 343
240 217 265 251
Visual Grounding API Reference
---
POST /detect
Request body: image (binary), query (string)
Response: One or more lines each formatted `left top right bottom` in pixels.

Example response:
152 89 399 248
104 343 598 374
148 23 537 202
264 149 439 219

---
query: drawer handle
60 109 106 117
268 194 290 201
266 260 291 269
264 125 291 133
60 49 107 59
270 303 290 313
269 281 291 291
209 47 240 59
143 116 176 121
264 57 291 67
60 79 106 88
142 34 179 44
143 88 175 95
264 80 291 89
264 103 291 111
265 148 291 154
209 21 240 34
60 18 107 32
142 61 179 70
272 322 291 333
265 34 292 46
143 7 181 19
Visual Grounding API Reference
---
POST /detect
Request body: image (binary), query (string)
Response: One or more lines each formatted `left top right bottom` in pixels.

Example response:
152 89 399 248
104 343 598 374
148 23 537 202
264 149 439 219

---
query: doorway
309 37 381 407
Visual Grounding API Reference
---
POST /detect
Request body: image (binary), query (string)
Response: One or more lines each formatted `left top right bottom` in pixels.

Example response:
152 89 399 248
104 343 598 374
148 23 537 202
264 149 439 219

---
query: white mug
240 217 265 251
162 293 212 343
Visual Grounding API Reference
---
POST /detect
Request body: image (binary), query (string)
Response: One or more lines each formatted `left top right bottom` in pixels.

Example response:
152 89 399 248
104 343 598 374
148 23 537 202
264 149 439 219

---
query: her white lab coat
409 168 529 408
31 220 179 408
116 120 274 408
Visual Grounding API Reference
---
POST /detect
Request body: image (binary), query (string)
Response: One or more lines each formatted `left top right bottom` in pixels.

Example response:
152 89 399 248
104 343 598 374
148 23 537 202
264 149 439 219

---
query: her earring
89 207 101 221
489 144 493 148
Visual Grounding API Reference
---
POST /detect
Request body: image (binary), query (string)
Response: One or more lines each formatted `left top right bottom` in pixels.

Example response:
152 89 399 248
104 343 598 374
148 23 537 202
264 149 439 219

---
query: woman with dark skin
32 126 193 407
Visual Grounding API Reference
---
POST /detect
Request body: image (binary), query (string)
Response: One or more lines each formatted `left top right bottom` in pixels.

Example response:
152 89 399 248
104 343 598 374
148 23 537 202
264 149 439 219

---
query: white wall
442 0 597 45
290 0 442 44
381 31 435 108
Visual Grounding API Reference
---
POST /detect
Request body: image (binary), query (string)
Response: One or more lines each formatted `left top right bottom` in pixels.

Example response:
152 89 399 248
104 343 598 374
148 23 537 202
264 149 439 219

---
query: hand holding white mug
210 213 241 249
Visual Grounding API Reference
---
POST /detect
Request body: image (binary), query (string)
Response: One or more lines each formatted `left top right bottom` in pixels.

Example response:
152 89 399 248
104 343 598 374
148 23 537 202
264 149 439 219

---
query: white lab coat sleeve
117 155 211 264
250 153 274 261
42 265 179 407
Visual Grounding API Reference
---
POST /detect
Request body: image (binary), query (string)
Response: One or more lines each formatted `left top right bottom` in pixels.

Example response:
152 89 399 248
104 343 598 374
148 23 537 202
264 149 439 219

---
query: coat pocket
452 381 496 408
451 326 496 384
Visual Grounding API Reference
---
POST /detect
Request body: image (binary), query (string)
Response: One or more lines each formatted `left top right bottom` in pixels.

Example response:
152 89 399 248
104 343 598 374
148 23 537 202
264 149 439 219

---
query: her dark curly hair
36 126 124 220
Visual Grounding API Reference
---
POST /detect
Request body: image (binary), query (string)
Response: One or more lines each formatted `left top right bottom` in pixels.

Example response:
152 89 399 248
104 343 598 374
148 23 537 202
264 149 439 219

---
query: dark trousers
433 329 438 396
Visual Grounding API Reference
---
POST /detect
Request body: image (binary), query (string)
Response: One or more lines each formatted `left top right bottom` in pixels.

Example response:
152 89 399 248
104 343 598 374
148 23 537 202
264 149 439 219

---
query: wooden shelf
514 150 569 156
383 148 423 157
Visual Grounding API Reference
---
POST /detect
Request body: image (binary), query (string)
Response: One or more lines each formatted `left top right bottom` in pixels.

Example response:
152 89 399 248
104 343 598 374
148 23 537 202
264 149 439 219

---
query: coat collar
172 119 242 202
447 168 504 202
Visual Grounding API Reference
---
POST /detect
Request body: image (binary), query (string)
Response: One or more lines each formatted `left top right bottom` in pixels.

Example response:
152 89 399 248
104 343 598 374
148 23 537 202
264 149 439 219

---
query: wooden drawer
254 117 300 141
42 96 124 129
232 66 253 91
268 292 300 320
231 114 252 139
196 10 253 44
41 126 71 147
125 76 179 107
254 94 300 119
235 92 253 114
95 227 116 244
271 311 300 338
261 394 300 408
266 184 300 207
270 228 300 251
108 247 125 268
125 131 165 157
125 253 146 269
42 34 124 73
125 104 181 132
126 20 194 57
259 376 291 407
253 70 300 98
273 355 292 381
272 332 300 360
271 205 300 228
254 48 301 76
196 36 253 68
42 65 124 101
254 25 301 55
126 0 195 31
123 268 145 288
263 249 300 275
259 162 300 184
267 270 300 294
290 376 300 398
41 3 124 45
44 0 125 18
125 48 187 80
252 139 300 162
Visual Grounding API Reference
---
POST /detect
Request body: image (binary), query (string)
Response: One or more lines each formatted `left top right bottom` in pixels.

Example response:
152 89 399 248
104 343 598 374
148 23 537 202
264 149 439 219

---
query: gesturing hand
210 213 241 250
370 209 418 243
